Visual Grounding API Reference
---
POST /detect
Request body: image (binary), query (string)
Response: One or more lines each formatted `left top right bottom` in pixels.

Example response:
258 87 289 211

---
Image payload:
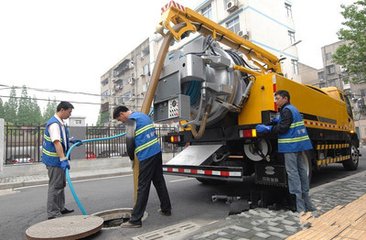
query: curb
0 169 133 190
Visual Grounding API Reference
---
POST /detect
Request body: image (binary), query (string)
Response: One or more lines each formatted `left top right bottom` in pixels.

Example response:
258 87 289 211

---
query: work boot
158 209 171 216
120 221 142 228
61 208 74 214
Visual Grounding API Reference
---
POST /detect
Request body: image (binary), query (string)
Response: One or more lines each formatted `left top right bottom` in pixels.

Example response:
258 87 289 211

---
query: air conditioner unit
226 0 238 12
237 30 250 40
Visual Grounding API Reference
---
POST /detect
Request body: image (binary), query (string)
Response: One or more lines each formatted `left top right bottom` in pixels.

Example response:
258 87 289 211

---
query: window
101 78 109 86
285 3 292 18
226 16 240 33
325 52 332 61
288 31 296 44
118 97 125 105
344 95 353 119
361 89 366 97
143 64 149 76
201 4 212 19
122 91 132 101
291 59 299 75
326 65 336 75
101 90 109 101
318 71 324 81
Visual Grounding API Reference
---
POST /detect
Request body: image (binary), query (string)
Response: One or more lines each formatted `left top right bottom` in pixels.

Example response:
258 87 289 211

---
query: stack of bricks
287 194 366 240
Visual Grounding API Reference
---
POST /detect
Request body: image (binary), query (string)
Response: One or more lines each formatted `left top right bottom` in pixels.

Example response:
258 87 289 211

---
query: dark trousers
47 166 66 218
129 152 171 225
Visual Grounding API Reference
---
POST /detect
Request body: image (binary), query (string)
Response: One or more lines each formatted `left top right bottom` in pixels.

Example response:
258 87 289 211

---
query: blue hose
65 132 126 216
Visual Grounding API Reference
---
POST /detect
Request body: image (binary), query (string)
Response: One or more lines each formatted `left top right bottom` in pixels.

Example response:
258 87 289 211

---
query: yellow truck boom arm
159 1 282 74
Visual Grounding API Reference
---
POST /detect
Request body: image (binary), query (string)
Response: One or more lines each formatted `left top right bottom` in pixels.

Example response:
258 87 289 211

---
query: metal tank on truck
150 1 360 187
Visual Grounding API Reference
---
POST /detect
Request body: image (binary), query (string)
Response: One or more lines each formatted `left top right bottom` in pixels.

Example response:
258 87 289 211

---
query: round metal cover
244 139 270 161
25 215 103 240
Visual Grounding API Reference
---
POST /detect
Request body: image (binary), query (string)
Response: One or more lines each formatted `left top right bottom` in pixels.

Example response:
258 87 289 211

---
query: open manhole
92 208 148 229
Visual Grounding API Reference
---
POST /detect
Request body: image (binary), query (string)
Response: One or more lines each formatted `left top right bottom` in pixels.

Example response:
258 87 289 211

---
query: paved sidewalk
185 170 366 240
0 166 133 190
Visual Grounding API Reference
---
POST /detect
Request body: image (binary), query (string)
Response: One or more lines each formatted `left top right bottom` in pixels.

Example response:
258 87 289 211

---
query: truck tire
342 143 359 171
303 151 313 183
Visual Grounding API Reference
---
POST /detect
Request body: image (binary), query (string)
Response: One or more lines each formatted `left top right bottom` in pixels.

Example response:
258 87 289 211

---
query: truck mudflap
163 144 243 181
254 164 288 187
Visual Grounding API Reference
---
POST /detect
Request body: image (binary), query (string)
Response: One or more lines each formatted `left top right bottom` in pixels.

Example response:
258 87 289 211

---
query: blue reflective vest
129 112 161 161
278 104 313 153
41 116 69 167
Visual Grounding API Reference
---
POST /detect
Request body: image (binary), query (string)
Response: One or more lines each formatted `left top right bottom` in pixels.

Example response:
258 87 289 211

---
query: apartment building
317 40 346 89
298 39 366 143
100 0 300 124
298 62 320 86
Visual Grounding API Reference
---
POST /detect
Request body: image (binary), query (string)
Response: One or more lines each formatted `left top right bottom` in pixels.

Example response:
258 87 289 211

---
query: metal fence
4 124 177 165
5 125 44 164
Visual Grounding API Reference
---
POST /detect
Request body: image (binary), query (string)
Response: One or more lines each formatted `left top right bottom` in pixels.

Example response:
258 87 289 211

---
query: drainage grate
133 221 200 240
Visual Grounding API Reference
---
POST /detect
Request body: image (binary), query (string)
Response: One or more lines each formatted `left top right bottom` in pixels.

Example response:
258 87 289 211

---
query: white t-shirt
49 114 68 151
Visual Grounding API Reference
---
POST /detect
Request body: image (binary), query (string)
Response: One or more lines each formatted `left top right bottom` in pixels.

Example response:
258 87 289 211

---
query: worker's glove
60 159 70 170
256 124 272 133
271 118 279 125
70 137 83 146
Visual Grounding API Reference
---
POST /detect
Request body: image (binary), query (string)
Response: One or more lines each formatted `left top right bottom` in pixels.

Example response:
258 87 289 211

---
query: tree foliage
42 99 58 123
17 85 33 125
97 111 110 126
0 98 4 119
333 0 366 83
1 86 58 126
31 97 43 125
3 86 18 124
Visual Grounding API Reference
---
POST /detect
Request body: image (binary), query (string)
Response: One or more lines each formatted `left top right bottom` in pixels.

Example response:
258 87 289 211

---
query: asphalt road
1 148 365 239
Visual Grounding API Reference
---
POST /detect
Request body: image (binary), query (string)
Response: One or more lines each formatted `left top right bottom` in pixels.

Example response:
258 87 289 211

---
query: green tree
97 111 109 126
333 1 366 83
0 98 4 119
43 99 58 123
3 86 18 124
17 85 34 125
30 97 42 125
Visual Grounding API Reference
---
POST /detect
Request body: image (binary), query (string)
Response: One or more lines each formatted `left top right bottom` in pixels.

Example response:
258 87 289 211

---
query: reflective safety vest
278 104 313 153
129 112 161 161
41 116 69 167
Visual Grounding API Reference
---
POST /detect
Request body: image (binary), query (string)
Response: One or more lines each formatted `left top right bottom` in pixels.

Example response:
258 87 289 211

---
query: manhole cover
25 215 103 240
92 208 148 229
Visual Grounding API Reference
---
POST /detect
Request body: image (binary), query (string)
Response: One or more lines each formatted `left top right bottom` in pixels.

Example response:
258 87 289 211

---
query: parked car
97 150 121 158
86 151 96 160
6 154 34 164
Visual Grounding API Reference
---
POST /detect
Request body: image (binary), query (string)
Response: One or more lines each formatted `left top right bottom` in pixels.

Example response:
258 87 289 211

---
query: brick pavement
186 171 366 240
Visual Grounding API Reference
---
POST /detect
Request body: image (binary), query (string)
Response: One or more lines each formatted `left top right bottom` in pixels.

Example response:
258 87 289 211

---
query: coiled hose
65 132 126 216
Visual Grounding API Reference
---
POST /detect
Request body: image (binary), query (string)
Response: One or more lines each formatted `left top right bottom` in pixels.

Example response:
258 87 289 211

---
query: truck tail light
239 129 257 138
170 135 181 143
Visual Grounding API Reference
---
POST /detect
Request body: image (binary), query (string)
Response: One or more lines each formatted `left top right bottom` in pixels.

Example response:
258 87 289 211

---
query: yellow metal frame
160 3 282 74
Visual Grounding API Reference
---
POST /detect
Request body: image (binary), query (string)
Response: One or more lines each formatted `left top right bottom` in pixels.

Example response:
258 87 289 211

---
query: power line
0 83 141 100
0 83 101 97
0 95 101 106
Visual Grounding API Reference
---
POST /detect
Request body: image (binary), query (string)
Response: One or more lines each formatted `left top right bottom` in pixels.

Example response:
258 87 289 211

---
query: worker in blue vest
256 90 316 216
113 106 171 228
42 101 79 220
